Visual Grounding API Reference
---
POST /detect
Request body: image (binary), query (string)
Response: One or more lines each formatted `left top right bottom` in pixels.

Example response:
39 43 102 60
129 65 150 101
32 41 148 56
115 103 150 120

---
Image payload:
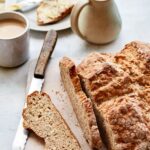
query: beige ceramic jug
71 0 122 44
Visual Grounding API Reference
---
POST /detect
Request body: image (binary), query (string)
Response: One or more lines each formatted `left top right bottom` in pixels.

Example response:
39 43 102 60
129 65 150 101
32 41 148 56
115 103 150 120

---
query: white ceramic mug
0 11 29 67
71 0 122 44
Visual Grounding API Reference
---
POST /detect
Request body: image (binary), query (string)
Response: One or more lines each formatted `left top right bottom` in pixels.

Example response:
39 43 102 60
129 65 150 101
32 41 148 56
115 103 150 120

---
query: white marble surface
0 0 150 149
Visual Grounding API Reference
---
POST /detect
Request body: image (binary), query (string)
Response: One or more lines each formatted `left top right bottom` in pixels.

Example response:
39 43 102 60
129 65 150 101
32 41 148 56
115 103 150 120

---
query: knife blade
12 30 58 150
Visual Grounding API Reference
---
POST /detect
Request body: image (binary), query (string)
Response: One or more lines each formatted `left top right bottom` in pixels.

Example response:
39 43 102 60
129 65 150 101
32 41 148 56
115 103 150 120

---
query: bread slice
37 0 74 25
59 57 103 150
95 94 150 150
23 91 81 150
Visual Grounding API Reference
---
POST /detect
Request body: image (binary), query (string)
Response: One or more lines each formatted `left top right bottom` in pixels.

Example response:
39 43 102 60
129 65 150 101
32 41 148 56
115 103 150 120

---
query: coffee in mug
0 19 26 39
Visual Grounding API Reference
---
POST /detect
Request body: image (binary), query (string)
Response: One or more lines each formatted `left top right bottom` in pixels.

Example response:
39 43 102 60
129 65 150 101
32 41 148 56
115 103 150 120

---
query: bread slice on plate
37 0 74 25
23 91 81 150
59 57 103 150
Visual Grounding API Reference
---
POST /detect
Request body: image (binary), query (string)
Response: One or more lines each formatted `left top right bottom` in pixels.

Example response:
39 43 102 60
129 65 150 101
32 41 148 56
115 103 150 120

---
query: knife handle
34 30 58 79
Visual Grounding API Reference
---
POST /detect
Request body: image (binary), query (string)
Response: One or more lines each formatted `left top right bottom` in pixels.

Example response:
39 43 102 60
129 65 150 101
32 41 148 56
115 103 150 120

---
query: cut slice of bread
23 91 81 150
37 0 74 25
59 57 103 150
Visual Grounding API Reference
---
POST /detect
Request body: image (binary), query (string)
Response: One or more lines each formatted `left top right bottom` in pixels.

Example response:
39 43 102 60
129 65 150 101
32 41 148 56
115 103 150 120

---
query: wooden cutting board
24 58 93 150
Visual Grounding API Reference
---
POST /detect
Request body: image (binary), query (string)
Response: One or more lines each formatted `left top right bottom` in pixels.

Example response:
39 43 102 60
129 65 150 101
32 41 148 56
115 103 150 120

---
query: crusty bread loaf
76 41 150 150
59 57 103 150
23 91 81 150
37 0 74 25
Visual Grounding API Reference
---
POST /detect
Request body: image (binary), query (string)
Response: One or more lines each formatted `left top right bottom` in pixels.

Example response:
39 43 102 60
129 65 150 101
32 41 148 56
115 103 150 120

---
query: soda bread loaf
76 41 150 150
59 57 103 150
23 91 81 150
37 0 74 25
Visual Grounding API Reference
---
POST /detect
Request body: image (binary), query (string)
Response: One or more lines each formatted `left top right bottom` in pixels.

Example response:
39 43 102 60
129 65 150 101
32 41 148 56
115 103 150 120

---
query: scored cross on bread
77 52 133 104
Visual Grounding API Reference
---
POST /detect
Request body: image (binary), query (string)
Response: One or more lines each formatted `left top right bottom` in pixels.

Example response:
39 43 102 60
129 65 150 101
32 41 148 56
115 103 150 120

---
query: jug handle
71 0 89 39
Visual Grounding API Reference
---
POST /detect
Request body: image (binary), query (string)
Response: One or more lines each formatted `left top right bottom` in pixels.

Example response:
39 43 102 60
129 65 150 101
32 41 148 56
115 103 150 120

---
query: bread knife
12 30 58 150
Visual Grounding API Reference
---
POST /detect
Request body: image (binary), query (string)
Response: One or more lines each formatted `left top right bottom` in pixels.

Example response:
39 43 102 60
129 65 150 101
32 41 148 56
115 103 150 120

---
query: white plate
23 8 71 32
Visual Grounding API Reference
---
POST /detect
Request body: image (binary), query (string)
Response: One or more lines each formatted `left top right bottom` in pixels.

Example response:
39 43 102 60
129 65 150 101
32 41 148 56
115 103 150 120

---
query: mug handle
71 0 90 39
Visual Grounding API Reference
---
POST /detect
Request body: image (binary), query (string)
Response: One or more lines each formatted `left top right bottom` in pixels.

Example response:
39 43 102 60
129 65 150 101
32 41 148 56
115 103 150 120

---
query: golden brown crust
77 41 150 150
77 52 113 78
78 61 133 104
77 41 150 103
99 94 150 150
59 57 103 150
115 41 150 78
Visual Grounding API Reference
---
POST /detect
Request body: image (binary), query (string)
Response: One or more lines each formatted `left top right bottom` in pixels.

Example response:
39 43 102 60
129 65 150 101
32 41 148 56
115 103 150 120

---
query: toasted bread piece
59 57 103 150
37 0 74 25
23 91 81 150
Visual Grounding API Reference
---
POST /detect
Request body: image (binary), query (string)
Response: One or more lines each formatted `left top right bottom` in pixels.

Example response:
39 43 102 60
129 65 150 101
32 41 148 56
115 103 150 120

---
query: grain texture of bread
37 0 74 25
59 57 103 150
76 41 150 150
23 91 81 150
